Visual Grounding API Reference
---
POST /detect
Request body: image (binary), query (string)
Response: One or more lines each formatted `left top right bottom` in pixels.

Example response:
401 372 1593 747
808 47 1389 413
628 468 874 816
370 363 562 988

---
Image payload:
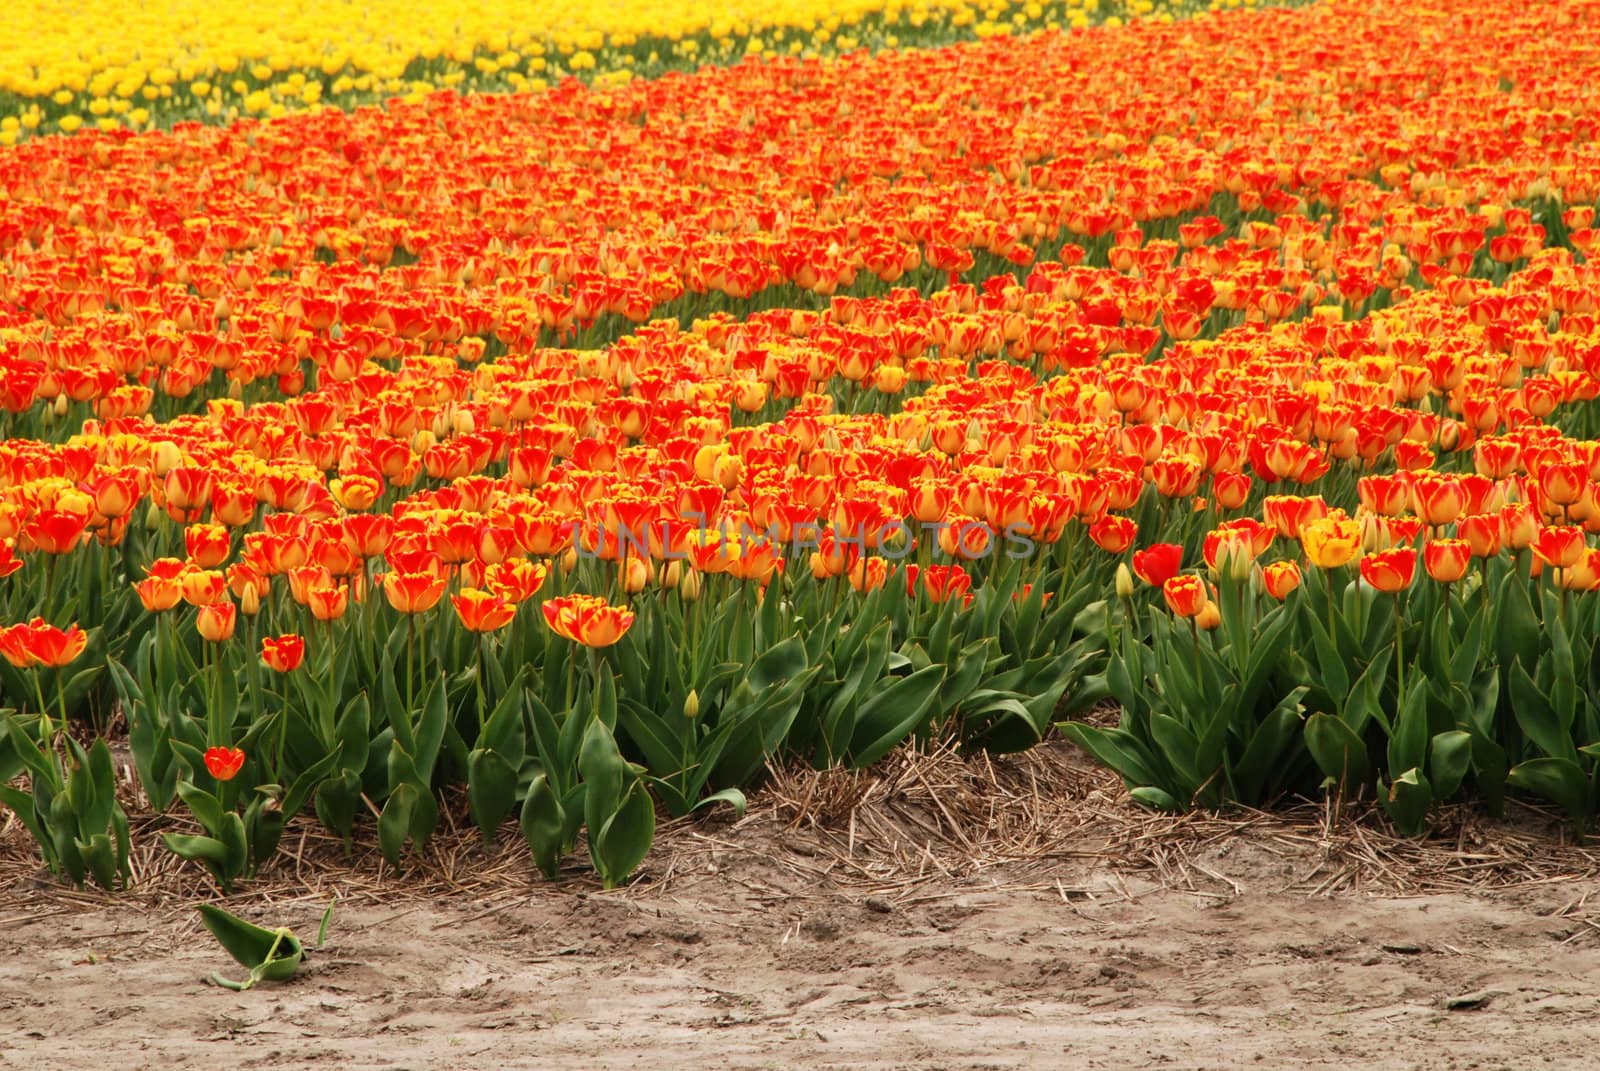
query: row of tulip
6 0 1600 890
0 0 1221 141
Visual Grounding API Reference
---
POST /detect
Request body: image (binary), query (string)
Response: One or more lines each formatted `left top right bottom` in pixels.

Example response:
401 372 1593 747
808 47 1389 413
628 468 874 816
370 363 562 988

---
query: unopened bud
683 690 700 720
1115 563 1135 599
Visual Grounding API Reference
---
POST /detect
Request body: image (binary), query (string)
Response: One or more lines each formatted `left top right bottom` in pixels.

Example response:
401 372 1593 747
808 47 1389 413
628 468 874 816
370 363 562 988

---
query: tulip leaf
1508 661 1578 763
1380 768 1433 836
847 664 946 768
467 748 519 844
591 779 656 889
1428 730 1473 800
1507 757 1592 828
1304 712 1371 794
520 772 567 880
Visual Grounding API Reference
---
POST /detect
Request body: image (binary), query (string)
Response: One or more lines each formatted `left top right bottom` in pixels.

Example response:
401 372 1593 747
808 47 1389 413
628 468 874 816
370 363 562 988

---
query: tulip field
4 0 1600 894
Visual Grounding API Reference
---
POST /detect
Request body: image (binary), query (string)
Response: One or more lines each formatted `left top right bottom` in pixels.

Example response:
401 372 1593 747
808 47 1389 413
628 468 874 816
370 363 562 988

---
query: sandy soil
5 748 1600 1070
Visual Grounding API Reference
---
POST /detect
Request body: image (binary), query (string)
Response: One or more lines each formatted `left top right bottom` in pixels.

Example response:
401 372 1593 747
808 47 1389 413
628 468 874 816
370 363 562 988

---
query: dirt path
5 746 1600 1069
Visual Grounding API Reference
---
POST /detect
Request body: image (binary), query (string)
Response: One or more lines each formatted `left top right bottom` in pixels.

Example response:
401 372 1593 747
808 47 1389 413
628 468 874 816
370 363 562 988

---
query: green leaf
1058 722 1166 790
847 664 947 768
1509 661 1579 763
591 780 656 889
1379 768 1433 836
1232 702 1305 804
689 787 747 818
1304 712 1371 791
1428 730 1473 800
1507 758 1592 827
467 748 519 845
1129 785 1181 812
520 772 567 880
1387 679 1430 775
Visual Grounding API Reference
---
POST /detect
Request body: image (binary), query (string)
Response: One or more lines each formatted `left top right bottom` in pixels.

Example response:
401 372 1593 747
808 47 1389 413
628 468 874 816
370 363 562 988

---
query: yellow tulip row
0 0 1259 143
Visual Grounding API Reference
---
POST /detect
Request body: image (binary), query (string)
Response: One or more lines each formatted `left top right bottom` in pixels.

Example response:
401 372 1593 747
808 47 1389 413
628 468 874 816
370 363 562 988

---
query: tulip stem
33 671 51 748
1324 565 1336 642
1190 618 1202 686
475 635 488 739
1393 593 1404 708
405 614 416 717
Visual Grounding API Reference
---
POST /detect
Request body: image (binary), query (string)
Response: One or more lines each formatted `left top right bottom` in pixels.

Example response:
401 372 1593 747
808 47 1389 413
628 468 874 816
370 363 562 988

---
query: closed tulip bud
623 555 650 593
678 568 703 602
1195 601 1222 631
683 690 700 720
152 440 183 477
1114 563 1135 598
240 585 261 616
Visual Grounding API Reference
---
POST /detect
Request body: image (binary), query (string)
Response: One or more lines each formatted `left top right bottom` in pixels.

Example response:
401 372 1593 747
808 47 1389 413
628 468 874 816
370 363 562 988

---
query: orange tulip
196 601 238 642
1359 548 1416 593
540 593 635 647
1262 560 1302 600
1410 473 1465 527
1423 539 1471 583
1088 515 1137 554
454 588 517 632
185 523 232 569
1532 525 1586 570
306 584 350 622
0 619 89 668
180 568 229 607
21 510 88 555
261 635 306 672
1162 574 1207 618
384 571 448 614
133 575 183 612
203 746 246 782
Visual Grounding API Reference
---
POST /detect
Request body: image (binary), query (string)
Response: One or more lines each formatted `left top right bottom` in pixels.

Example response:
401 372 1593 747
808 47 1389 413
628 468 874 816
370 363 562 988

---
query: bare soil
4 744 1600 1070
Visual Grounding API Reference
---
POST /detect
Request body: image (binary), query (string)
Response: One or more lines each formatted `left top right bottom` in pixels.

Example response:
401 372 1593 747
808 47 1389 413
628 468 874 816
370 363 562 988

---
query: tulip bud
240 585 261 616
678 568 703 602
1114 563 1135 599
153 440 183 477
683 690 700 720
53 394 69 418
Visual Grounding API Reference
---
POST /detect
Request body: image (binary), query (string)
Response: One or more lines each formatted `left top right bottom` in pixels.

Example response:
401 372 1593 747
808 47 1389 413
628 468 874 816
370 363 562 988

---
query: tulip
203 746 246 782
196 601 238 643
1262 560 1302 600
1162 574 1207 618
260 635 306 673
133 575 183 612
306 584 350 622
1359 548 1416 593
1457 513 1503 558
1300 517 1361 569
383 571 448 614
1423 539 1471 584
181 568 229 607
1130 543 1182 587
1532 525 1587 570
540 594 635 647
22 510 89 555
454 588 517 632
185 523 232 569
1410 473 1465 527
0 619 89 668
1088 515 1137 554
